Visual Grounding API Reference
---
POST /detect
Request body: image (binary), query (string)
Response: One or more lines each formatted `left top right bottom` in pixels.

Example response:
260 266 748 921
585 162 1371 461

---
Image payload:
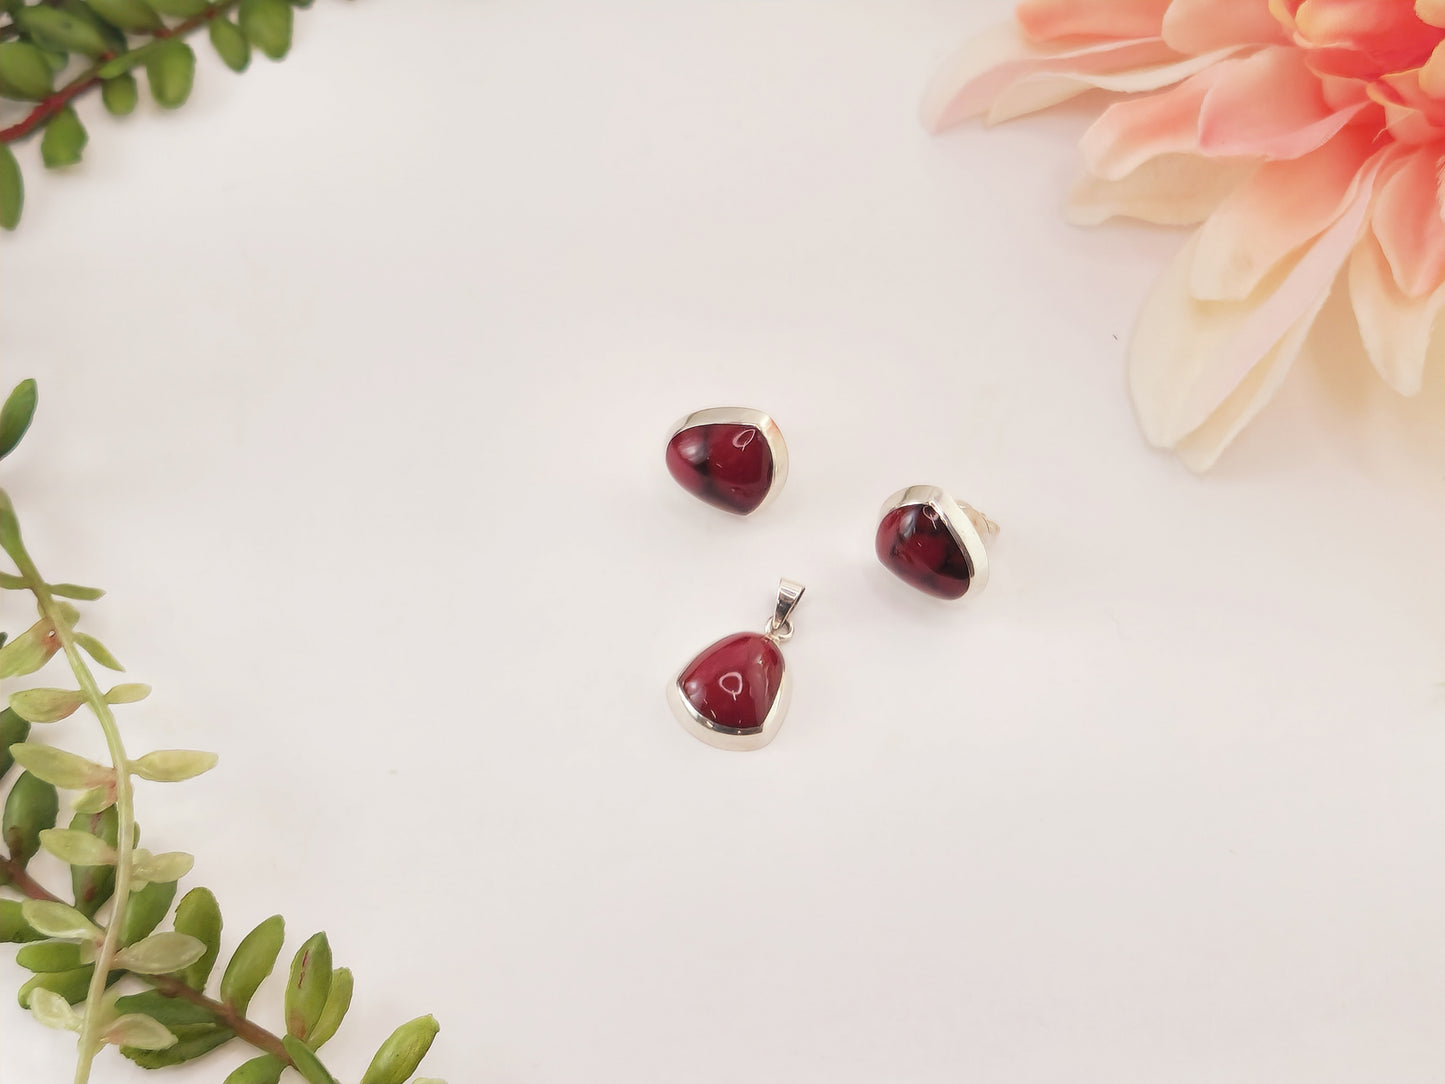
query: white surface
4 2 1445 1082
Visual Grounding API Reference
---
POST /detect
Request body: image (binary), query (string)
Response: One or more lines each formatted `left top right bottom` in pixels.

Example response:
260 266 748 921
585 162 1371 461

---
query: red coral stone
679 632 784 732
665 424 774 515
875 504 973 600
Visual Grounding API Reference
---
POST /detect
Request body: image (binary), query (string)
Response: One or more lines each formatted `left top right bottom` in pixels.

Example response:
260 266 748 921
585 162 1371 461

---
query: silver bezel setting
668 653 792 752
877 484 990 597
666 407 789 514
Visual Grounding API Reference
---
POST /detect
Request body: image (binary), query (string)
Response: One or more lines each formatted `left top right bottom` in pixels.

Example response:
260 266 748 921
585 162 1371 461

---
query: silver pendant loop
764 578 806 642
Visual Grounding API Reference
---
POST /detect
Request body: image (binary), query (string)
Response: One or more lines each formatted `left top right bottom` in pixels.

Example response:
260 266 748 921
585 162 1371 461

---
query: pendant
668 579 805 751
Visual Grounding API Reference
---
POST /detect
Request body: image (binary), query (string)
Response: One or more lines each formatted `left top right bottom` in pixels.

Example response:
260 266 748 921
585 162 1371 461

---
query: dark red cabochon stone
679 632 784 731
875 504 973 600
665 424 774 515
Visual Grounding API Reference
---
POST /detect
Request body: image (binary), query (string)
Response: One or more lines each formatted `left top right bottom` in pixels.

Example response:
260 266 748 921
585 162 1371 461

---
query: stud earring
665 407 788 515
875 485 997 600
668 579 806 751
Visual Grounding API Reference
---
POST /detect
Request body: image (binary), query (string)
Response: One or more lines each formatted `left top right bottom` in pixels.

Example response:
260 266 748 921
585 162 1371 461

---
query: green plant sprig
0 379 444 1084
0 0 314 231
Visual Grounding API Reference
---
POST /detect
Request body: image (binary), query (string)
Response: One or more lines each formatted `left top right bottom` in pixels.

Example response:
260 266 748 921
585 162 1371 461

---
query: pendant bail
765 579 806 642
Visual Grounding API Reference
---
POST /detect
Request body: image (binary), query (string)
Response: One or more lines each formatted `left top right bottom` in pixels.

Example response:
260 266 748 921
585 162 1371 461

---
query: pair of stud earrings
663 406 999 752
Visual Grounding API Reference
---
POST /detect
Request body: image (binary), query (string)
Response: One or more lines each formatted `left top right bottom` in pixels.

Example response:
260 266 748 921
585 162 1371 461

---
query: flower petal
1371 150 1445 297
1198 46 1366 158
1162 0 1290 53
1190 126 1375 301
1080 62 1243 180
1017 0 1172 42
921 23 1178 132
1348 230 1445 395
1066 154 1257 226
1129 153 1383 449
986 48 1240 124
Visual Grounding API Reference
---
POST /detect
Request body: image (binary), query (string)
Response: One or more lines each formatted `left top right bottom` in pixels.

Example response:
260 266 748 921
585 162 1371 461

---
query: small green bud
1 898 44 942
120 878 178 946
239 0 292 60
105 1012 177 1051
0 379 36 460
0 142 21 230
0 42 55 100
360 1015 440 1084
3 771 59 869
104 682 151 704
29 987 83 1032
171 886 222 990
14 6 111 57
0 706 30 777
85 0 163 33
58 0 128 52
131 848 194 886
146 39 195 109
285 931 332 1039
130 749 217 782
209 16 251 72
282 1036 338 1084
9 687 85 723
40 107 87 169
40 827 117 866
114 990 216 1028
16 939 88 972
309 966 352 1047
220 914 284 1015
70 807 120 917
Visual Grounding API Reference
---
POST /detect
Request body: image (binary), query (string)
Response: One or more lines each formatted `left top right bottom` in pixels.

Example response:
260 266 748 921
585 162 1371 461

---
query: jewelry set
663 407 998 752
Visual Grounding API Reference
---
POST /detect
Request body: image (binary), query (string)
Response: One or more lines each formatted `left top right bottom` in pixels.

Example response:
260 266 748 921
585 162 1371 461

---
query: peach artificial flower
924 0 1445 470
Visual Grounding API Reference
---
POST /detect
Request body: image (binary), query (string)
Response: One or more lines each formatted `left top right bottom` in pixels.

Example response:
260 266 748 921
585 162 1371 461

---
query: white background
4 2 1445 1082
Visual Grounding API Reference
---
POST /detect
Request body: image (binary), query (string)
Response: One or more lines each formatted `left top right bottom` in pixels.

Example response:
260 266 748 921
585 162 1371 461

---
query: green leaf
309 966 352 1047
360 1015 440 1084
115 931 205 974
105 682 151 704
3 771 59 869
115 989 216 1027
130 749 216 782
0 42 56 100
86 0 163 33
107 1012 178 1050
0 142 21 230
0 619 61 679
220 914 284 1015
18 965 95 1008
16 939 88 973
122 1021 233 1066
11 743 110 789
70 807 120 917
0 379 37 459
40 106 87 169
225 1054 285 1084
282 1036 338 1084
209 16 250 71
102 72 139 116
0 706 30 778
40 826 117 865
171 887 222 990
148 0 210 12
72 784 115 814
146 38 195 109
120 878 178 946
131 848 193 885
14 5 112 57
39 48 70 75
29 987 83 1031
239 0 292 60
59 0 129 52
48 582 105 600
285 931 332 1039
73 632 124 671
96 39 161 78
21 900 101 942
9 687 86 723
1 899 44 943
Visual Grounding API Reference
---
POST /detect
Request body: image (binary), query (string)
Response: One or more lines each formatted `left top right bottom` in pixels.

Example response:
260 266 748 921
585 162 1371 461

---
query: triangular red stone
665 424 774 515
875 504 973 599
678 632 784 731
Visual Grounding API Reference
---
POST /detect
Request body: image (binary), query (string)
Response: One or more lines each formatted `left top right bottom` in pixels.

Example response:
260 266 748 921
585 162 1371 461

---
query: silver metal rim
668 664 792 752
667 407 789 514
877 484 990 597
